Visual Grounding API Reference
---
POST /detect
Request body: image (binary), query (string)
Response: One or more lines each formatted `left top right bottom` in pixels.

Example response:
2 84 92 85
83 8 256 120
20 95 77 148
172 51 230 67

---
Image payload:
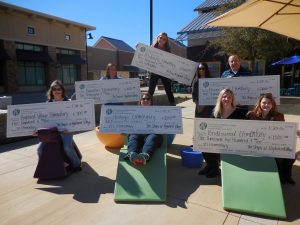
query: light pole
150 0 153 45
85 30 93 79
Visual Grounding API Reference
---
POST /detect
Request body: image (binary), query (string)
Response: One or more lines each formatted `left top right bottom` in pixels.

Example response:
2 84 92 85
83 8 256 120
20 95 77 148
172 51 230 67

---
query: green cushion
221 154 286 219
114 135 167 202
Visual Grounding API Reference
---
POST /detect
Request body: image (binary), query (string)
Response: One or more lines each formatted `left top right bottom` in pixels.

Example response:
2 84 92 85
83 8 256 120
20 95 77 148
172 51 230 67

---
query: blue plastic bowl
180 147 203 168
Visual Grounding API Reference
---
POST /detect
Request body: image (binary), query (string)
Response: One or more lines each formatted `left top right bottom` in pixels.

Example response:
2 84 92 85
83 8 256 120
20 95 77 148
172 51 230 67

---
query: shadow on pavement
36 162 115 203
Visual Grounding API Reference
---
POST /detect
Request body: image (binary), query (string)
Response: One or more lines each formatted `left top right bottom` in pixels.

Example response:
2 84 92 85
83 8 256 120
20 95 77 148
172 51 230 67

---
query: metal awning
16 50 52 62
56 54 86 65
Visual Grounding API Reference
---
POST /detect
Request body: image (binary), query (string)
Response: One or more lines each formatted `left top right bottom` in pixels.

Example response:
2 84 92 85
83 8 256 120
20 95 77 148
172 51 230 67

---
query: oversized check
193 118 297 159
131 43 198 85
198 75 280 105
75 78 141 104
99 105 183 134
6 99 95 137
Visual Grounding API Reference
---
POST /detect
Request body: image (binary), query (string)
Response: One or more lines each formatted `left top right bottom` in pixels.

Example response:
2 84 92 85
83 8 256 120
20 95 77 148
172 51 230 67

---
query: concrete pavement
0 96 299 225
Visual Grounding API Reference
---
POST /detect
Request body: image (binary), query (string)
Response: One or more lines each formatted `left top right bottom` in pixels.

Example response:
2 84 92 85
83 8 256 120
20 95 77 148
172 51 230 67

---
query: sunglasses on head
260 92 273 97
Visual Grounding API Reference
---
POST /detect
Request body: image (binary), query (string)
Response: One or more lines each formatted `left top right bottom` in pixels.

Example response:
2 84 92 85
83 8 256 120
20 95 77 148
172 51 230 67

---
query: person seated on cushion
124 93 163 166
36 80 81 172
247 93 298 184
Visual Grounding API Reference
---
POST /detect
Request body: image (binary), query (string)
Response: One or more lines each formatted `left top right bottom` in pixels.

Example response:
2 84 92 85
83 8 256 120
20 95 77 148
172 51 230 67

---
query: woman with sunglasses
192 62 214 118
124 93 163 165
37 80 82 172
198 88 247 178
247 93 298 184
147 32 176 106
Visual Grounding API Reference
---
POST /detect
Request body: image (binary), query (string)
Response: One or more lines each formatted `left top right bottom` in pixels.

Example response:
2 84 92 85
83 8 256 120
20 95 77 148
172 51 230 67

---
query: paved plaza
0 98 299 225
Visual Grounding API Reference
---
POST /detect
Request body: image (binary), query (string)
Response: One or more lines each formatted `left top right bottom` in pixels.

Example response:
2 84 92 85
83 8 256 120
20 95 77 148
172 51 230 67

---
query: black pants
202 152 220 169
275 157 296 181
148 73 175 105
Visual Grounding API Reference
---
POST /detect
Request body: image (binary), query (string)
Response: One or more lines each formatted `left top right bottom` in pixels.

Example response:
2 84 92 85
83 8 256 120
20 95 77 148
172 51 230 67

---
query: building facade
0 2 95 93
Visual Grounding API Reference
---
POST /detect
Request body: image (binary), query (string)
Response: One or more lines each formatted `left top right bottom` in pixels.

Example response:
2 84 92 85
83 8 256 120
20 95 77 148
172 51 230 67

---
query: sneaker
129 152 142 165
139 153 150 165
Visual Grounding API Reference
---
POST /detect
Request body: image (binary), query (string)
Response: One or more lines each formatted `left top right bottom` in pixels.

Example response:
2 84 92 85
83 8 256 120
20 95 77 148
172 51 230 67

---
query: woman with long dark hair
192 62 214 118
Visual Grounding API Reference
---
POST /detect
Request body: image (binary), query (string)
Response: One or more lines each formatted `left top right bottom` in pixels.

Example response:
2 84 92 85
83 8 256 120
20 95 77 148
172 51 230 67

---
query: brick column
4 41 18 93
80 50 87 81
47 46 57 86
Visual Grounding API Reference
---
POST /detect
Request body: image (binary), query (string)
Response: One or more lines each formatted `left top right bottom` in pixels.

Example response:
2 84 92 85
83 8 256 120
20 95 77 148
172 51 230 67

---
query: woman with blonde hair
101 63 121 80
198 88 247 178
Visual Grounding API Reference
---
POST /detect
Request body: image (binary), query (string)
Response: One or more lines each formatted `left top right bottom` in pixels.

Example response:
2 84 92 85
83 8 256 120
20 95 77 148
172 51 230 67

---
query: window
207 61 221 78
65 34 71 41
241 60 252 71
253 60 266 75
16 43 44 52
56 64 79 85
56 48 76 55
27 26 35 35
18 61 45 85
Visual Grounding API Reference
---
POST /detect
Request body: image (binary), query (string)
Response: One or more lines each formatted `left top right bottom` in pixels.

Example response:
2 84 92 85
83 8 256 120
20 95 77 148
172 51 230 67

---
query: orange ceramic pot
296 151 300 161
95 127 125 148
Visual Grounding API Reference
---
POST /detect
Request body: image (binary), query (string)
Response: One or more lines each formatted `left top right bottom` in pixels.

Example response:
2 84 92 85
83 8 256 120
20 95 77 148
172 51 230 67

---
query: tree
208 0 300 71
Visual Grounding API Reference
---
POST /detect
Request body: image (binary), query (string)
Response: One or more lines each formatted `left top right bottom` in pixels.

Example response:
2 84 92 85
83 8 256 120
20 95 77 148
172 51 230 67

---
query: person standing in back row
221 54 252 78
148 32 176 106
222 54 252 110
192 62 214 118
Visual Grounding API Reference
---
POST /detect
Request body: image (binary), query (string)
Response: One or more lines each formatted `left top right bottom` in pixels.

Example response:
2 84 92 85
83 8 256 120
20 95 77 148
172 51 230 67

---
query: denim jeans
127 134 163 156
37 133 81 168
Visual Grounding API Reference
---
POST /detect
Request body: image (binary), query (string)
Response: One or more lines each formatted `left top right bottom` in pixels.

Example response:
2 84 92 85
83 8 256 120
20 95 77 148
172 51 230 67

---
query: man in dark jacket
221 55 252 78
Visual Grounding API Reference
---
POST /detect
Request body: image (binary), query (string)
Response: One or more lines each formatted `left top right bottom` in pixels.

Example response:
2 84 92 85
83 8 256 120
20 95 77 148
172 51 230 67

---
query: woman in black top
198 88 247 178
192 62 214 118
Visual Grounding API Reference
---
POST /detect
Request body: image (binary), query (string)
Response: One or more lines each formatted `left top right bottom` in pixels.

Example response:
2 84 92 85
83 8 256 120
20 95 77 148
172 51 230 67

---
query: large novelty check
75 78 141 104
131 43 198 85
193 118 297 159
6 99 95 137
99 105 183 134
198 75 280 105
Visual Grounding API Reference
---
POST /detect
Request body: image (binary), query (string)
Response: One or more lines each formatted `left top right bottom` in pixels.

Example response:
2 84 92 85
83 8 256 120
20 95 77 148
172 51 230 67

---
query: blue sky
2 0 202 48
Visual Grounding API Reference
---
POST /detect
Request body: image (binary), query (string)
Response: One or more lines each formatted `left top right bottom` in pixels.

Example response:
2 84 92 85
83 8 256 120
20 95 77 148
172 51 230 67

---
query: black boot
198 165 212 175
